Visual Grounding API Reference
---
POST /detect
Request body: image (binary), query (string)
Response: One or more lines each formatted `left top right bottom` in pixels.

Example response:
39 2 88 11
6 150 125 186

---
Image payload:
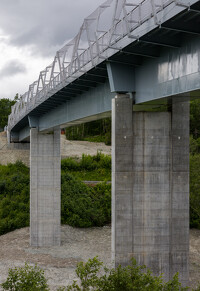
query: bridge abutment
112 94 189 285
30 128 61 246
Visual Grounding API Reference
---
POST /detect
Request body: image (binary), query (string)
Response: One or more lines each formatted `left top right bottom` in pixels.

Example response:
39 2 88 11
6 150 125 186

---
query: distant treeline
65 118 111 145
0 94 19 130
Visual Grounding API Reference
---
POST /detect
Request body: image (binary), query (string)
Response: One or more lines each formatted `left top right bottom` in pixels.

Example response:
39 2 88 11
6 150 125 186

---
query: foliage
65 118 111 145
0 153 111 235
61 152 111 171
1 263 49 291
0 98 16 130
62 257 189 291
190 154 200 229
2 258 200 291
70 168 111 181
0 161 30 235
61 152 111 181
190 99 200 155
190 135 200 155
61 173 111 227
190 99 200 139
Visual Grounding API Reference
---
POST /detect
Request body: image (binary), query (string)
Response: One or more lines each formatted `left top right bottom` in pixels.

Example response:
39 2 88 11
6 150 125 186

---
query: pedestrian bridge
8 0 200 141
6 0 200 287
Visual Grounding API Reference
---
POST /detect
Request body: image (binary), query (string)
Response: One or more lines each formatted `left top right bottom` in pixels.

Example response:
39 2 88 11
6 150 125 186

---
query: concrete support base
30 128 61 247
112 95 189 286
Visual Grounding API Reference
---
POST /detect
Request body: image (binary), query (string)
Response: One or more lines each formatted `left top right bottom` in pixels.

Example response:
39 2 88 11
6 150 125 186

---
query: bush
61 157 80 171
0 154 111 236
1 263 49 291
61 152 111 172
63 257 190 291
2 258 200 290
61 173 111 227
190 154 200 229
190 99 200 139
61 153 111 181
190 135 200 154
0 161 30 235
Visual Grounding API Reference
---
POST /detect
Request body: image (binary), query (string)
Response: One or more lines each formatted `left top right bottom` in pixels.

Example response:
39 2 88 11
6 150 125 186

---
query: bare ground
0 131 111 166
0 226 111 290
0 227 199 290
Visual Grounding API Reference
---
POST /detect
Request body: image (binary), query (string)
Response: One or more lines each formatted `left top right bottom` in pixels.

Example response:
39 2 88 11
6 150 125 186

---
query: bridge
7 0 200 286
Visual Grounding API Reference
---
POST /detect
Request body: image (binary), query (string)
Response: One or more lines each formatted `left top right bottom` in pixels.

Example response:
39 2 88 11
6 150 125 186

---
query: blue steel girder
8 0 200 141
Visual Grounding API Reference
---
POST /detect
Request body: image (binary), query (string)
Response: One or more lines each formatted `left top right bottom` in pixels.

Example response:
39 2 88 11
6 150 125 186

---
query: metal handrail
8 0 182 131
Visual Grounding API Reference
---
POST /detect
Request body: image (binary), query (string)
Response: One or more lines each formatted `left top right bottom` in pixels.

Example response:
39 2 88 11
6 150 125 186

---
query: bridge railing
8 0 188 132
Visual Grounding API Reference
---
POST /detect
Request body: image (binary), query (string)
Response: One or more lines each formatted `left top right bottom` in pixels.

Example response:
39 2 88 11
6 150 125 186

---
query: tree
0 98 16 130
190 99 200 139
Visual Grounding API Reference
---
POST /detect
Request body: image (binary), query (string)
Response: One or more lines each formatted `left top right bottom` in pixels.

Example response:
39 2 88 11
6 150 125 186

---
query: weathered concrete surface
112 95 189 286
30 128 61 247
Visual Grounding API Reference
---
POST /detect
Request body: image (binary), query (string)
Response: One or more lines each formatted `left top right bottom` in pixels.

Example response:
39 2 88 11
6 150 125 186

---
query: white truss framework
8 0 189 131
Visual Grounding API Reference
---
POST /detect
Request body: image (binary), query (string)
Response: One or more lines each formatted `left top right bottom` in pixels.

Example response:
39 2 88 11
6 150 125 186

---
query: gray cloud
0 0 105 57
0 60 27 79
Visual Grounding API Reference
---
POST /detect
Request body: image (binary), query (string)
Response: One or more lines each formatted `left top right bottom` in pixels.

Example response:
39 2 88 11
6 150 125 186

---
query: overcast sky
0 0 105 100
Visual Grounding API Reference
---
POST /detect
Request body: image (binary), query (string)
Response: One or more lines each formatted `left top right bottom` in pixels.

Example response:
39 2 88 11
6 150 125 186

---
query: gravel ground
0 227 199 290
0 132 111 166
0 226 111 290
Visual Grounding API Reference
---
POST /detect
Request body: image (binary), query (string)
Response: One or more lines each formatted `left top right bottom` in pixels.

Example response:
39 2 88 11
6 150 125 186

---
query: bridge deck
8 0 200 140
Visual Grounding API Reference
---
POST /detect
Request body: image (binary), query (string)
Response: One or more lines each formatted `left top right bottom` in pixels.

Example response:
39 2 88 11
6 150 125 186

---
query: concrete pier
30 128 61 246
112 95 189 285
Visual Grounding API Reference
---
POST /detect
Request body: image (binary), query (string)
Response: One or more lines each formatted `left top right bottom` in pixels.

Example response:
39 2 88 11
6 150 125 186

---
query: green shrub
1 263 49 291
61 173 111 227
190 154 200 229
104 131 111 145
2 258 200 291
61 157 80 171
190 99 200 139
61 153 111 181
61 152 111 172
0 161 30 235
0 155 111 235
190 135 200 154
80 154 98 171
63 257 189 291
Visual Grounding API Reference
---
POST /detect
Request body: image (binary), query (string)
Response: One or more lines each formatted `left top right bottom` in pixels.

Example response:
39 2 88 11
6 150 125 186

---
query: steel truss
8 0 190 131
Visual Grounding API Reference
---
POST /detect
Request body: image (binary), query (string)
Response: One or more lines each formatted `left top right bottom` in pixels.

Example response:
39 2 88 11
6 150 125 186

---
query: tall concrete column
112 95 189 286
30 128 61 247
